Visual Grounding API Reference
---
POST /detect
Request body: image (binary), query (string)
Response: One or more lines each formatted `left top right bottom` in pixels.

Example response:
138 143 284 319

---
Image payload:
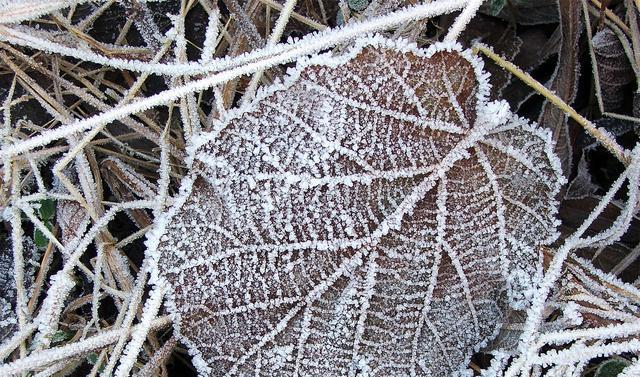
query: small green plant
33 198 55 249
595 359 631 377
47 329 74 346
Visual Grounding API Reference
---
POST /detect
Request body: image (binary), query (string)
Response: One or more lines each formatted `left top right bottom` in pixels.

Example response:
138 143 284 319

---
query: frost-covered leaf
0 236 40 342
149 37 564 376
48 329 74 345
56 198 89 247
593 27 635 112
34 197 56 249
37 198 55 220
538 0 582 177
33 222 52 249
54 166 90 251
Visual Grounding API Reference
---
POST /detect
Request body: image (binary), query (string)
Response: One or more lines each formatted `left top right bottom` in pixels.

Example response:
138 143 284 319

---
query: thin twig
473 43 630 166
590 0 632 35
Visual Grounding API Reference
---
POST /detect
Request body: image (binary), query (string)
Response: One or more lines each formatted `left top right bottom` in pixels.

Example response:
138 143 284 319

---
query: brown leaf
150 38 564 376
56 198 89 246
593 27 635 112
538 0 583 178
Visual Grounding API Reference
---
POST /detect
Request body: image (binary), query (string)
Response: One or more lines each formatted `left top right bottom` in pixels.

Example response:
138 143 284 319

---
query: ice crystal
148 37 564 376
0 236 39 342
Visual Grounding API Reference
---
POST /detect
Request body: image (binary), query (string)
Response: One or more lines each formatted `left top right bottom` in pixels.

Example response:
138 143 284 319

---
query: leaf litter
0 1 639 376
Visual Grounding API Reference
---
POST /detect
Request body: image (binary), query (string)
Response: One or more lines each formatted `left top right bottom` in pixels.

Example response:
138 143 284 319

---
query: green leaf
33 221 53 249
37 199 55 220
86 352 105 372
595 359 631 377
86 352 98 364
480 0 505 16
48 330 74 345
348 0 369 12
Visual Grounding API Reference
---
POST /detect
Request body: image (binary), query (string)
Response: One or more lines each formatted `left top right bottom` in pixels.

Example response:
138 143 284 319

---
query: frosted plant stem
50 43 171 216
0 0 468 159
242 0 298 104
1 75 16 137
0 41 167 146
115 226 151 249
538 322 640 345
31 200 155 333
505 146 640 377
90 242 106 332
135 335 177 377
0 0 92 24
535 339 640 366
33 359 76 377
200 8 220 64
9 164 27 358
474 43 631 166
34 271 76 350
444 0 483 42
28 159 46 192
100 261 152 377
0 322 37 361
76 0 114 31
0 0 462 78
155 126 170 218
113 284 165 377
0 317 172 375
589 0 632 35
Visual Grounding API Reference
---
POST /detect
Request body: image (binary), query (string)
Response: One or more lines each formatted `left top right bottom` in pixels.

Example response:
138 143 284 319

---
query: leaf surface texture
150 38 564 377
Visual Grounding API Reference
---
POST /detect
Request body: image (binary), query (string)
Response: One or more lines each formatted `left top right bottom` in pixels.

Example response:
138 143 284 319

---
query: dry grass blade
0 1 87 25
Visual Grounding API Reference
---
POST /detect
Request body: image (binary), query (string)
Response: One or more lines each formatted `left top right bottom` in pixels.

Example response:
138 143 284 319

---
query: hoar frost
147 36 564 376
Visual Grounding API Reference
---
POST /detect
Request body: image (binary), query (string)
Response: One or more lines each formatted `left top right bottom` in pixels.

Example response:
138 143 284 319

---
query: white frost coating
506 145 640 377
148 37 564 376
0 316 172 376
619 359 640 377
34 271 75 348
114 285 165 377
199 9 220 64
444 0 484 42
0 0 468 158
0 0 88 24
0 0 467 76
534 340 640 366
